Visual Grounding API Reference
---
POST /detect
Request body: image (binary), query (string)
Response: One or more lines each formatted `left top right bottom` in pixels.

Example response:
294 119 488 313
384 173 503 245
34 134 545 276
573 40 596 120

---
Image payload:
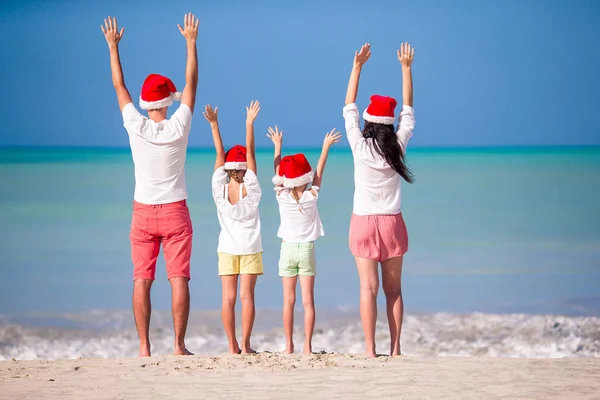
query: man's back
122 103 193 205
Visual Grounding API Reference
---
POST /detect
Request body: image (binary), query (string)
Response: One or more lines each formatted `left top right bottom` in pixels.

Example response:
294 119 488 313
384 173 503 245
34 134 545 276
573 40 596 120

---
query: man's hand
178 13 199 42
398 42 415 68
323 129 342 149
266 126 283 147
353 43 371 70
246 100 261 125
101 16 124 47
203 105 218 125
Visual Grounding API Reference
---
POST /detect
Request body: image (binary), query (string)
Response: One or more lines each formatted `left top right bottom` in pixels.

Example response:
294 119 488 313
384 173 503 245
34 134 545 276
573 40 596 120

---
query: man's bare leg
240 274 258 354
221 275 241 354
170 277 193 355
133 279 153 357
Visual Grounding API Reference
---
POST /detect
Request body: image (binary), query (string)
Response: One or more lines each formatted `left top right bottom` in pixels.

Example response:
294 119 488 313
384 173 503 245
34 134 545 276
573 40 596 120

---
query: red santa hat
224 145 247 170
139 74 182 110
363 95 398 125
272 154 314 188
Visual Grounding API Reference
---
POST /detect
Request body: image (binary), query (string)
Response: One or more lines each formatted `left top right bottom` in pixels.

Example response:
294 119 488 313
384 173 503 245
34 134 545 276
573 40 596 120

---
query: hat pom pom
272 175 284 185
172 92 182 101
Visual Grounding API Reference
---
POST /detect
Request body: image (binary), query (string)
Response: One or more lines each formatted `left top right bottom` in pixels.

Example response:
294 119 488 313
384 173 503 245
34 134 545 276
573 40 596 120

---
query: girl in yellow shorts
267 126 341 354
204 101 262 354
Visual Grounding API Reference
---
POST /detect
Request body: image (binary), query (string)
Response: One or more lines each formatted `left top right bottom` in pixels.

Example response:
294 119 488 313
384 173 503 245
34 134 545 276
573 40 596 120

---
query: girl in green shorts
267 126 341 354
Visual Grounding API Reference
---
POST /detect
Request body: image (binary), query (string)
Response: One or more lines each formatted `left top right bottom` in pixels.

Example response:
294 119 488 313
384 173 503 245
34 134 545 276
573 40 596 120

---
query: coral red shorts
130 200 193 281
349 212 408 262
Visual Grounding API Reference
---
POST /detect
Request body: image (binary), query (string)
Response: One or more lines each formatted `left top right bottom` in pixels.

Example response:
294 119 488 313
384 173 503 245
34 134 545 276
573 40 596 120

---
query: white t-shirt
276 186 324 243
343 103 415 216
122 103 193 205
212 167 263 255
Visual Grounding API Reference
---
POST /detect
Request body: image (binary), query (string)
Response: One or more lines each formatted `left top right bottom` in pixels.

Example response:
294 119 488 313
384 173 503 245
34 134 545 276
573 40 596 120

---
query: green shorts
278 242 316 277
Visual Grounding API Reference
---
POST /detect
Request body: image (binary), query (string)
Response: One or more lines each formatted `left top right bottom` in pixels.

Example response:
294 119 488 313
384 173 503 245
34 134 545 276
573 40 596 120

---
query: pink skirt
349 213 409 262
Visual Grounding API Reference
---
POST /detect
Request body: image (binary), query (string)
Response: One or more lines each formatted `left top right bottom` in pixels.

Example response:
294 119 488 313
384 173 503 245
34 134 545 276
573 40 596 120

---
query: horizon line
1 144 599 152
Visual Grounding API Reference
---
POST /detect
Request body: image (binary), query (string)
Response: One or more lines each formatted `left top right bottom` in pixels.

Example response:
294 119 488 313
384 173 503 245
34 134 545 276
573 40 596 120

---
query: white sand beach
1 353 599 399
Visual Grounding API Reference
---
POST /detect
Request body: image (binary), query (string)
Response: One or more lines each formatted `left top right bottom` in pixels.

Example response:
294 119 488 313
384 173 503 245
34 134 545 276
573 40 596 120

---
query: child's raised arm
345 43 371 106
246 100 261 174
312 129 342 188
203 105 224 170
266 126 283 175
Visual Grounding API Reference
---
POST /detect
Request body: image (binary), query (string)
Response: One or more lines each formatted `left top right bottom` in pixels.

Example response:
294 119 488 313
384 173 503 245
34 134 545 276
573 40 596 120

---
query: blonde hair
290 187 304 214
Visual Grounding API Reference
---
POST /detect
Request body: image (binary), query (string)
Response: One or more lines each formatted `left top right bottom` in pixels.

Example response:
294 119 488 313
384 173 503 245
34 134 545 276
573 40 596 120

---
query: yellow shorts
218 252 264 276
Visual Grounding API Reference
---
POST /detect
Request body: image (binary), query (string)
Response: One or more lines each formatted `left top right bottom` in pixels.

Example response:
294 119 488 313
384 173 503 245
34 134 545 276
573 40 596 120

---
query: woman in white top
343 43 416 357
267 126 341 354
204 101 263 354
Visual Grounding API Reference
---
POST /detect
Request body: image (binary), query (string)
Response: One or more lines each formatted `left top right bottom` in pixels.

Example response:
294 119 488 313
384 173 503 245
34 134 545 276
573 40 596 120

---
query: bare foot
241 347 257 354
364 351 377 358
174 348 194 356
138 345 151 357
283 344 294 354
229 347 242 355
303 345 312 355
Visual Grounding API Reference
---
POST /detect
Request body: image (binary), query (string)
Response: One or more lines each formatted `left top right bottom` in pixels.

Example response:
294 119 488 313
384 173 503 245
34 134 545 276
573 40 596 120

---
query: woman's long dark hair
363 122 414 183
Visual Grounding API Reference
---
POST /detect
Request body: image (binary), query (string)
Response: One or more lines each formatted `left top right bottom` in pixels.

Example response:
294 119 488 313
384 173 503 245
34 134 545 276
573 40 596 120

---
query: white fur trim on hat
139 92 182 110
282 170 314 189
272 175 284 185
224 161 247 170
363 109 396 125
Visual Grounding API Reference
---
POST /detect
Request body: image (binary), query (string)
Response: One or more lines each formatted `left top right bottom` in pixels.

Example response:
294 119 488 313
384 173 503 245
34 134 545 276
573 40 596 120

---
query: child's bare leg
282 276 297 354
299 275 315 355
355 256 379 358
240 274 258 354
221 275 240 354
381 256 404 356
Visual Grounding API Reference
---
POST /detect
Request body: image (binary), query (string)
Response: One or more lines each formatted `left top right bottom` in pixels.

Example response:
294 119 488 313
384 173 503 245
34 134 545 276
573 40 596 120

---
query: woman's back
343 103 415 216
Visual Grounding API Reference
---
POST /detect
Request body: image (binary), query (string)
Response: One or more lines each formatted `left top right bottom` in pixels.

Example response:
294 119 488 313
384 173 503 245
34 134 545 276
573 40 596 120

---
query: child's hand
266 126 283 147
397 42 415 68
353 43 371 70
246 100 261 125
203 105 218 124
323 129 342 148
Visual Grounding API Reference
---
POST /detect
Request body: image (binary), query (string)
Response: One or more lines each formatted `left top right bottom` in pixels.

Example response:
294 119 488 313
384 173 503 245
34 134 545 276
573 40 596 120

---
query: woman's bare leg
282 276 297 354
381 256 404 356
239 274 258 354
221 275 240 354
355 256 379 357
299 275 315 354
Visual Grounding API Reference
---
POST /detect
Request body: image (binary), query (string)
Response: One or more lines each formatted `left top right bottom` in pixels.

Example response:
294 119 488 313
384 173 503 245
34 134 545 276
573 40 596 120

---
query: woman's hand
246 100 261 125
266 126 283 147
101 16 125 47
353 43 371 70
203 105 218 124
323 129 342 149
397 42 415 69
177 13 199 43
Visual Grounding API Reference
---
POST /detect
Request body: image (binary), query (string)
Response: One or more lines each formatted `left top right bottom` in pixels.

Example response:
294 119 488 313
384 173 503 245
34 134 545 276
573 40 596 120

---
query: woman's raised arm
345 43 371 105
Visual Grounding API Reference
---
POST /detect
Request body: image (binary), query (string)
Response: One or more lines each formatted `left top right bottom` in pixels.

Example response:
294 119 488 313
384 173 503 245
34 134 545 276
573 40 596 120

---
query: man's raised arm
101 16 132 111
178 13 199 113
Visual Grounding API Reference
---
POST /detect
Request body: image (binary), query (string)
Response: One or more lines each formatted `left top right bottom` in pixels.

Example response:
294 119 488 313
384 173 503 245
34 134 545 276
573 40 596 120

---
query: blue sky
0 0 598 148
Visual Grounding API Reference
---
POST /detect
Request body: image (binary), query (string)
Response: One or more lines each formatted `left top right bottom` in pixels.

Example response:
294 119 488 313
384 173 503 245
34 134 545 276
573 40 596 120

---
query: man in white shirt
101 13 199 357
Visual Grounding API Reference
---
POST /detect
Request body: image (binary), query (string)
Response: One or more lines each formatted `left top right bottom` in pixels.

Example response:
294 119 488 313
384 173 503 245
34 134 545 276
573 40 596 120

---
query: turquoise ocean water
0 146 599 359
